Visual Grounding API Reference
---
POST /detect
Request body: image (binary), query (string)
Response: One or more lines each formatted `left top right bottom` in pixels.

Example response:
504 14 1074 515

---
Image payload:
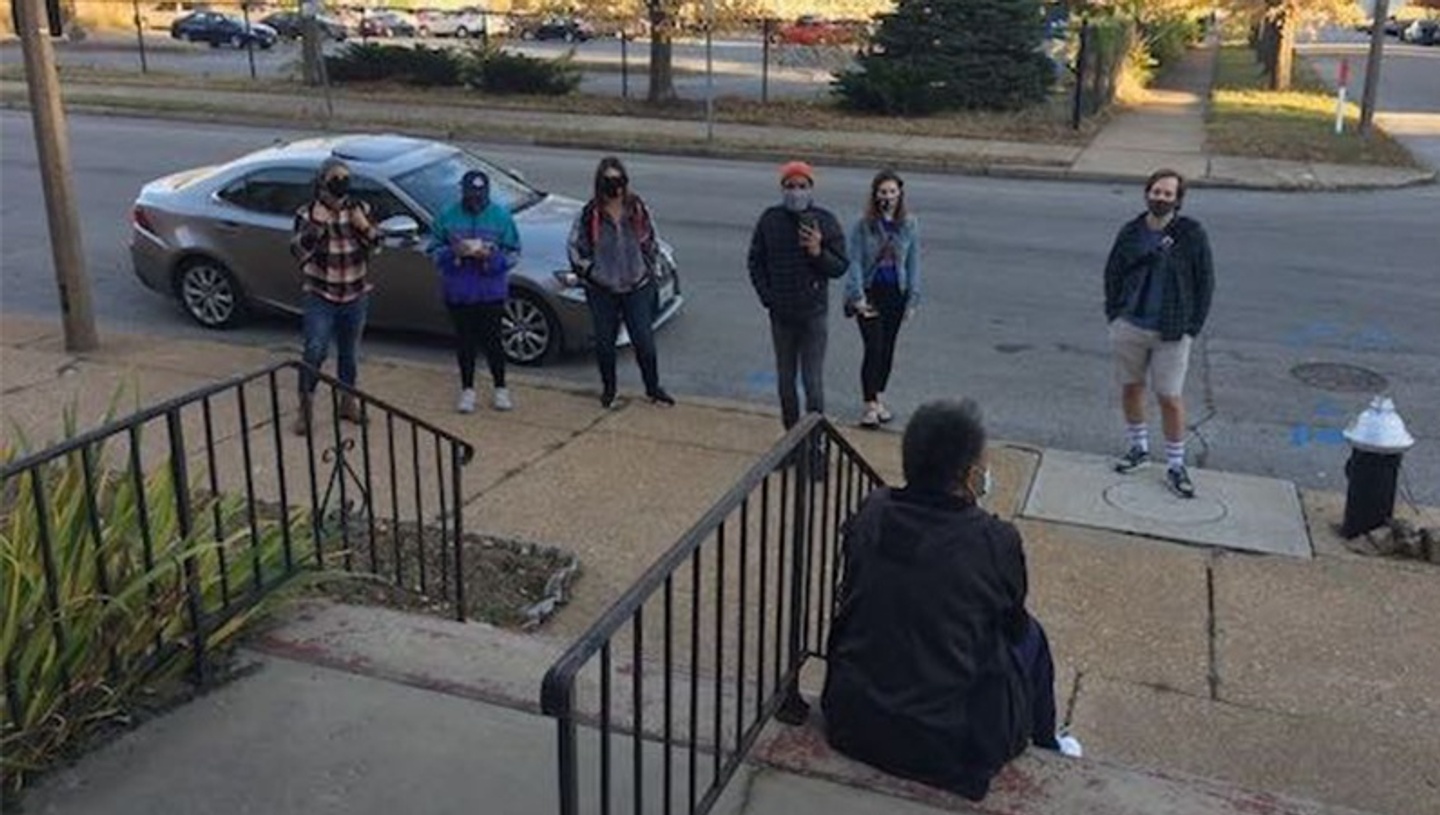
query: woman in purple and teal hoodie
427 169 521 413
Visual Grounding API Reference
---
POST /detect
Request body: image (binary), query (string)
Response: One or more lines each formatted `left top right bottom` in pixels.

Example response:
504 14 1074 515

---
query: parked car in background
143 1 209 31
129 134 684 366
516 15 594 42
259 11 349 41
359 10 417 38
1402 19 1440 44
772 15 856 46
171 11 278 48
417 6 505 38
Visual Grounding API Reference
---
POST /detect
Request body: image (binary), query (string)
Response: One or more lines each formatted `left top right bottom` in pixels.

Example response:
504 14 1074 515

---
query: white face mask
971 466 992 500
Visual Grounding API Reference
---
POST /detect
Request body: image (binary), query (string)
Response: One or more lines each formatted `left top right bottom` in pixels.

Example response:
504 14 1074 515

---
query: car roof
229 133 457 177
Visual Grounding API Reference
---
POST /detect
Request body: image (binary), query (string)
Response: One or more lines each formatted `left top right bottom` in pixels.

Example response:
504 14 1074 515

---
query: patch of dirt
1343 518 1440 565
309 515 580 629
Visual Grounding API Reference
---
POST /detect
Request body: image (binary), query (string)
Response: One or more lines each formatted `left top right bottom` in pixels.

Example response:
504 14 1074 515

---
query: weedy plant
1 399 315 797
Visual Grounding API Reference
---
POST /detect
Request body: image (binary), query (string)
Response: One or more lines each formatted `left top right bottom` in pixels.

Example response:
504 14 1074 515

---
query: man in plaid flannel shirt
289 157 382 435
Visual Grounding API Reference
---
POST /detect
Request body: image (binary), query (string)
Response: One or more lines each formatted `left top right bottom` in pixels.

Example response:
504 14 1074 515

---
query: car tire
177 257 246 329
502 289 559 365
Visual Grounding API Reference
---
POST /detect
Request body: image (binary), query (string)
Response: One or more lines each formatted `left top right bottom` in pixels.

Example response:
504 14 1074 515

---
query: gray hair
902 398 986 493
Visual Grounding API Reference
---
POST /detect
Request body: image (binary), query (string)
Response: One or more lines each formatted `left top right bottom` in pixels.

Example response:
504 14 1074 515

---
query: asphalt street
1300 35 1440 170
0 34 836 100
1 111 1436 504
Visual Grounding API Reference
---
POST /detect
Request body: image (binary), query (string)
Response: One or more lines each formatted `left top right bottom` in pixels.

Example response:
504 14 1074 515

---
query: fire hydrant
1340 396 1416 539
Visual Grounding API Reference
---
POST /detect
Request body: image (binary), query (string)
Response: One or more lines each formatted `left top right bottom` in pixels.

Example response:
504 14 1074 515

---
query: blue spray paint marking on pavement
746 370 777 394
1285 320 1399 448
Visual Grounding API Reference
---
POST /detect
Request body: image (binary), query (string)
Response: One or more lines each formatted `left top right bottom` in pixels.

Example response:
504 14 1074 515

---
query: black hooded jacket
821 487 1031 801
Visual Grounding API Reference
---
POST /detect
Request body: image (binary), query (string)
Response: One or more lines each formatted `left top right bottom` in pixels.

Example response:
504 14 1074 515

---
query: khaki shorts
1109 318 1192 397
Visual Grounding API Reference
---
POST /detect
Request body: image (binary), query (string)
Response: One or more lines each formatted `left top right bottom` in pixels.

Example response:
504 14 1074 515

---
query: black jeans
769 310 828 429
448 301 506 390
586 280 659 395
857 282 907 403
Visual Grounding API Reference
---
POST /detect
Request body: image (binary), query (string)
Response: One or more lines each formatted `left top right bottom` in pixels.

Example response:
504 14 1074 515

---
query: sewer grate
1290 362 1388 393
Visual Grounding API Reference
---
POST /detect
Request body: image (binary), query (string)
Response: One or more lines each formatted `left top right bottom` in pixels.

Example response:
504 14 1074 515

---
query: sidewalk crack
1206 552 1220 701
1062 670 1085 729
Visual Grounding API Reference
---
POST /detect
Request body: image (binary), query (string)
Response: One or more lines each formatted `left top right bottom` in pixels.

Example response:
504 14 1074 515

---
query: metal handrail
539 415 880 719
0 360 474 477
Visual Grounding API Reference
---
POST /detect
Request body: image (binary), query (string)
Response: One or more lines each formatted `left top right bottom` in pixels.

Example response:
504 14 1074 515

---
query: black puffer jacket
747 204 849 319
821 487 1032 802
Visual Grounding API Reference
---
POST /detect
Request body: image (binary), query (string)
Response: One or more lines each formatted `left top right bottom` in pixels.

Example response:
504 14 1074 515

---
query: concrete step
247 600 1375 815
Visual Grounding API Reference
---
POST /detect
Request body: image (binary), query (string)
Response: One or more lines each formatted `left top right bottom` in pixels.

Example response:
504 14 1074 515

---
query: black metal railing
0 360 475 730
540 415 883 815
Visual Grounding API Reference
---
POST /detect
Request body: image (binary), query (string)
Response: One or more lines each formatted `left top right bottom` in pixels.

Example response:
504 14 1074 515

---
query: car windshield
392 150 544 217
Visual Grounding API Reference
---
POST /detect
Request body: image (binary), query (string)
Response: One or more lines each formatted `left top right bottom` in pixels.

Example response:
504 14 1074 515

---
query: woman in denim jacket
844 170 921 428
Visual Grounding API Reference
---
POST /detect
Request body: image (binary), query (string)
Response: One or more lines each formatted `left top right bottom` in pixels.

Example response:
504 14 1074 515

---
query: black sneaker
1167 465 1196 499
600 387 617 409
646 388 675 407
1114 446 1149 474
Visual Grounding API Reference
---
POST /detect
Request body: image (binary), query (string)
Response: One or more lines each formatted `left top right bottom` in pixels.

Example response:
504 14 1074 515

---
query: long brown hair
592 155 631 204
864 168 907 224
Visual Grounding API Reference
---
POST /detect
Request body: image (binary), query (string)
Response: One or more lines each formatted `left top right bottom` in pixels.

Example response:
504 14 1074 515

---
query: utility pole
1359 0 1389 136
16 0 98 352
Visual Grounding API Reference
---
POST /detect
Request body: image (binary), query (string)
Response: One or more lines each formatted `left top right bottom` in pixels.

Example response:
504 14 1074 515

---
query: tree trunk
647 1 677 103
1270 11 1295 91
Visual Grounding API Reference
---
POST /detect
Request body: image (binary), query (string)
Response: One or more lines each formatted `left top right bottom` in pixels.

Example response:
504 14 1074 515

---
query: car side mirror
378 214 420 248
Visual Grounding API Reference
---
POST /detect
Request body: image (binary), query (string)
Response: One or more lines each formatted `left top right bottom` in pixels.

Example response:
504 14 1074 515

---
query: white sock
1165 440 1186 470
1126 423 1149 453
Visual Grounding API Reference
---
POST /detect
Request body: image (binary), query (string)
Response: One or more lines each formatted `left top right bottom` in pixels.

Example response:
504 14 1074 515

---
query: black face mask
325 177 350 198
1147 199 1176 218
601 177 626 198
463 192 488 213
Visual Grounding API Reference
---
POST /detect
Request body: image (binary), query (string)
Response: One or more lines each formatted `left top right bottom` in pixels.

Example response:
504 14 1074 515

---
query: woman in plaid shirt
289 157 381 434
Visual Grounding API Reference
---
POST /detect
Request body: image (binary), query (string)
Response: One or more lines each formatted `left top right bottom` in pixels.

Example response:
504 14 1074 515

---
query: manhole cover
1103 481 1228 525
1290 362 1388 393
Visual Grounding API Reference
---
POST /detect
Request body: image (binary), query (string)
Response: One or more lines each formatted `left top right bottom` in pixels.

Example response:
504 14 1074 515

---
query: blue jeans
300 292 368 395
586 280 659 395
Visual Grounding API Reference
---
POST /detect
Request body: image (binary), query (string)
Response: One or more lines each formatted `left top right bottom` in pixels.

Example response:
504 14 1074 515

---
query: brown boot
291 394 312 436
339 394 367 425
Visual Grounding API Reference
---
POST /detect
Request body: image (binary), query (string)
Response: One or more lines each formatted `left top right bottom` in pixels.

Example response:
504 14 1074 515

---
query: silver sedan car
130 133 684 364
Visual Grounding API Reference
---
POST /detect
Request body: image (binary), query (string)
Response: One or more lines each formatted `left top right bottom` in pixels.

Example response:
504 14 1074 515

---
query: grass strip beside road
1207 45 1417 167
0 63 1102 146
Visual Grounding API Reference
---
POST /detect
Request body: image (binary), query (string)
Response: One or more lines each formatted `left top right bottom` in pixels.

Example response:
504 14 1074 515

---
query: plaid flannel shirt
291 198 381 304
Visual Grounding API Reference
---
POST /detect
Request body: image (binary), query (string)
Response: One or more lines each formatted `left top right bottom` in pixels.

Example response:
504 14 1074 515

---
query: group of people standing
288 156 1213 499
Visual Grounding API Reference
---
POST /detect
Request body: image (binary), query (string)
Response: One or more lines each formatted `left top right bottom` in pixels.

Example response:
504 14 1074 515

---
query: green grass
1207 46 1418 167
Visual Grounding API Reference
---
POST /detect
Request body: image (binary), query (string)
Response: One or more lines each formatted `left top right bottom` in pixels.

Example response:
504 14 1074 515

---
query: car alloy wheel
178 258 244 328
502 290 557 365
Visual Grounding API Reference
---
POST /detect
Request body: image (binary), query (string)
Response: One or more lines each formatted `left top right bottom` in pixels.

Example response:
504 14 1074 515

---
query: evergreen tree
835 0 1055 114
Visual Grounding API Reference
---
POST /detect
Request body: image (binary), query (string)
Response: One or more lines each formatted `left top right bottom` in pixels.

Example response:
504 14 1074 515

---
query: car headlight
657 242 677 273
552 270 587 303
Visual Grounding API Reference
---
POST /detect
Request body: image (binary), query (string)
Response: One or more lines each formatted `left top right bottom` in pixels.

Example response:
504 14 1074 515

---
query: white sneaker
1056 732 1083 758
457 388 477 414
492 387 513 412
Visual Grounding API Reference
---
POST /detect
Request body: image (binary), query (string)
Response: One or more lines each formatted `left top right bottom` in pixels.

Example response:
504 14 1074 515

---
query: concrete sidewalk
4 314 1439 815
0 41 1433 190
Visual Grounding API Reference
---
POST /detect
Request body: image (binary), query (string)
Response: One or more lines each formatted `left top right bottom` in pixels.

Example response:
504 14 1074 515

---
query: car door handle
216 220 242 232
